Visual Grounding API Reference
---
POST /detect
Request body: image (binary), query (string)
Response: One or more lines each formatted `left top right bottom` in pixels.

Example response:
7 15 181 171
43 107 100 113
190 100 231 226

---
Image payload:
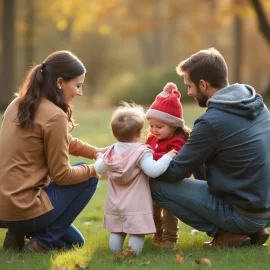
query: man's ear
199 79 209 91
56 77 64 89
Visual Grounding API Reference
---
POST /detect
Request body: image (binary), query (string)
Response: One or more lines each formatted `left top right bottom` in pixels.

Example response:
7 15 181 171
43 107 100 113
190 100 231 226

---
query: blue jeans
150 178 270 237
2 162 98 250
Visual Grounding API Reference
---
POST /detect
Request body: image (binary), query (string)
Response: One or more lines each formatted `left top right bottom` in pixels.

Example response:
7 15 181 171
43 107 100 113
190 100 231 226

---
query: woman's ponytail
16 64 43 128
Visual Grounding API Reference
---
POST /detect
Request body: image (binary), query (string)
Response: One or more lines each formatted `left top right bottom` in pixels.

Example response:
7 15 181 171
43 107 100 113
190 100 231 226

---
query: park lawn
0 103 269 270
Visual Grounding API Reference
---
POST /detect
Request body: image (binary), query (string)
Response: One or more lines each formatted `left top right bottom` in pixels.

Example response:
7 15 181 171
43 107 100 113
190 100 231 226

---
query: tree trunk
232 14 243 83
25 0 35 71
250 0 270 46
0 0 15 110
151 0 164 66
127 0 166 67
207 0 217 47
249 0 270 94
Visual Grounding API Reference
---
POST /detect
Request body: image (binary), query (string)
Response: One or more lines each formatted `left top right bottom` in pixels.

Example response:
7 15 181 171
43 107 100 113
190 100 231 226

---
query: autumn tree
250 0 270 46
249 0 270 93
0 0 15 110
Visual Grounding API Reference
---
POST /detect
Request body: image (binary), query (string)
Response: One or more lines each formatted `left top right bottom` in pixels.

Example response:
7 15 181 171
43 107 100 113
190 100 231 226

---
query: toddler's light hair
111 102 145 142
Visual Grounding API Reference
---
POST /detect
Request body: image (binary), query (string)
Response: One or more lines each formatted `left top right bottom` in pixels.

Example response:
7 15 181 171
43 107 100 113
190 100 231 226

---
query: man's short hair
176 48 229 89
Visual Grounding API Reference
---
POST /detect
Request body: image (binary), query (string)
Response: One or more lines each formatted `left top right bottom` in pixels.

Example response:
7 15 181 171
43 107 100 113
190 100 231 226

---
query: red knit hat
146 82 185 127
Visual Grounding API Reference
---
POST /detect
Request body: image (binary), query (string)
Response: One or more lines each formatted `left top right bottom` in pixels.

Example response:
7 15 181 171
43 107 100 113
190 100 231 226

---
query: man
150 48 270 247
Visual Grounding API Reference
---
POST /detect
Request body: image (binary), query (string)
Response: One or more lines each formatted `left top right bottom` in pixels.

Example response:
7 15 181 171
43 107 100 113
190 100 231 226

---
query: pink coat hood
103 143 152 185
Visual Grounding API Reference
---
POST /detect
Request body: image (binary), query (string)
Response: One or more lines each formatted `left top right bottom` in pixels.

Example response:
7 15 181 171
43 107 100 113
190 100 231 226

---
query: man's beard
195 86 208 107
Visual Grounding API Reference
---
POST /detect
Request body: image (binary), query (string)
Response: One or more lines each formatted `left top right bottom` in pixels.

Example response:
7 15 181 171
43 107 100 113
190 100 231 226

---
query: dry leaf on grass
95 205 103 211
175 252 185 264
75 263 89 269
129 260 134 265
114 246 136 260
123 246 136 256
194 258 212 267
139 261 150 266
114 253 125 260
154 241 165 247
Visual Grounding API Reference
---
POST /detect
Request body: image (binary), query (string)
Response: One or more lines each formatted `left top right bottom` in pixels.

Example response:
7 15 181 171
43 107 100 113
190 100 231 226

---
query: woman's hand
95 152 104 160
93 147 109 159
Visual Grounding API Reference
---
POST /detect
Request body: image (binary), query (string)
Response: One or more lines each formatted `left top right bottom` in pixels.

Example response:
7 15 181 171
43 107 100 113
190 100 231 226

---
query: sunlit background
1 2 270 269
0 0 270 110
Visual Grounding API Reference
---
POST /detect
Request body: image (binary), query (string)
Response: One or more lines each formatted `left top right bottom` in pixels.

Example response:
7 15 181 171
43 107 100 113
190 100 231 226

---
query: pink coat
103 143 156 234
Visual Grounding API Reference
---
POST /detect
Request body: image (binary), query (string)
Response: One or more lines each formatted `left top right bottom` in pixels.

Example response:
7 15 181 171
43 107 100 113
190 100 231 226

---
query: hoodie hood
103 143 151 184
207 84 265 119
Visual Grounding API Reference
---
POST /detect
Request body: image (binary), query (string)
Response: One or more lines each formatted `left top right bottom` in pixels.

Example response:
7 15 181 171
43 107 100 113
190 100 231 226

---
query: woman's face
58 74 85 104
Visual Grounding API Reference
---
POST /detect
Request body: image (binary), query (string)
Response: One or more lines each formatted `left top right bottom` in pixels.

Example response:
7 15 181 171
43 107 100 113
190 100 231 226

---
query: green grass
0 103 270 270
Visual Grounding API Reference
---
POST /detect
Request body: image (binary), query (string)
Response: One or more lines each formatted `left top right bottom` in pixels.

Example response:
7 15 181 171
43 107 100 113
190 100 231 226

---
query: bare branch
250 0 270 46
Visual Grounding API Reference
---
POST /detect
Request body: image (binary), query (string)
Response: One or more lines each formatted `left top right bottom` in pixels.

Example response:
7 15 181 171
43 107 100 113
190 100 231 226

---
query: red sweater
146 134 186 161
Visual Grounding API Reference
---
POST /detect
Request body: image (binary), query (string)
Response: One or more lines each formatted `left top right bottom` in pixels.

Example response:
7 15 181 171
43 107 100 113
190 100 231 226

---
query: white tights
109 233 145 255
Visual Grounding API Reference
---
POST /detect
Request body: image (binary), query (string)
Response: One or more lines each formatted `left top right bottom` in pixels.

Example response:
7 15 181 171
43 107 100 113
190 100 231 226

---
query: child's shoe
153 234 162 245
163 240 176 248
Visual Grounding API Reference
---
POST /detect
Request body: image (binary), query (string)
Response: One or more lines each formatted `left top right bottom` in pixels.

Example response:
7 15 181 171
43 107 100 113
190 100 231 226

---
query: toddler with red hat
146 82 191 247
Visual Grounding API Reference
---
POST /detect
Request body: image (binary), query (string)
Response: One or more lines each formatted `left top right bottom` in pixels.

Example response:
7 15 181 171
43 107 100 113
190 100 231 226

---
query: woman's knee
66 225 85 246
86 177 98 193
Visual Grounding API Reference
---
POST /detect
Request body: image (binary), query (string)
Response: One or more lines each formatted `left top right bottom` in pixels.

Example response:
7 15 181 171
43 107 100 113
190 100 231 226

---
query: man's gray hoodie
155 83 270 218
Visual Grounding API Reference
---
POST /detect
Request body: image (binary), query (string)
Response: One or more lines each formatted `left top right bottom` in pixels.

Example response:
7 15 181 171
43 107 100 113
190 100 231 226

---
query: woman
0 50 105 253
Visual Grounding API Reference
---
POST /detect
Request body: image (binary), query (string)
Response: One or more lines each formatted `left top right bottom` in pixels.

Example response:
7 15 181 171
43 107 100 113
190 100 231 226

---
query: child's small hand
167 149 178 158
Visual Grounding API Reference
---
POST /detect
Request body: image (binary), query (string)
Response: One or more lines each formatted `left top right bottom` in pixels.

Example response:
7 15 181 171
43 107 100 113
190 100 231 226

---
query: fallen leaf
75 263 89 269
114 253 125 260
114 246 136 260
175 252 185 264
129 260 134 265
139 261 150 266
55 266 68 270
194 258 212 267
95 206 103 211
125 246 136 255
201 258 212 266
154 241 165 247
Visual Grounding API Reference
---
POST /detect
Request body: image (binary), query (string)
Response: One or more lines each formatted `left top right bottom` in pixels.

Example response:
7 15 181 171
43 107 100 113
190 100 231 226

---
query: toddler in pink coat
94 102 176 255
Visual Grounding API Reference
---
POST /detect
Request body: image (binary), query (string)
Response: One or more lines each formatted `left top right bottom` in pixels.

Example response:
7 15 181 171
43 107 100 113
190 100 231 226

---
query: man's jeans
2 163 98 250
150 178 270 237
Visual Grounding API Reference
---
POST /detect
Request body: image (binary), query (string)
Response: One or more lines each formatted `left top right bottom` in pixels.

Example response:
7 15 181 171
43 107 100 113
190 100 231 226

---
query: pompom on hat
146 82 185 127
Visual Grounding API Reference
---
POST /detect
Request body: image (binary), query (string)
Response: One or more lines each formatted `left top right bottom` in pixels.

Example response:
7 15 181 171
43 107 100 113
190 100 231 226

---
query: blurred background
0 0 270 111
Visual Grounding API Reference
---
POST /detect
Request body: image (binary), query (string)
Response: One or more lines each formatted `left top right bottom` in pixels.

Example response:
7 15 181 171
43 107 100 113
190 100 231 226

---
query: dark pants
2 163 98 250
150 178 270 238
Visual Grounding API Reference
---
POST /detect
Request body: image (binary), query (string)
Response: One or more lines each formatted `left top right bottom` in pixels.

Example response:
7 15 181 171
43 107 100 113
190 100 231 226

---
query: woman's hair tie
41 62 45 72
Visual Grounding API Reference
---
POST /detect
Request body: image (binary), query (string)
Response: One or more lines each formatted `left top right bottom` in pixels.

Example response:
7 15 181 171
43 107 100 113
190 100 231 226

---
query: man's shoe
205 229 251 248
3 231 25 251
24 239 49 254
249 229 269 245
